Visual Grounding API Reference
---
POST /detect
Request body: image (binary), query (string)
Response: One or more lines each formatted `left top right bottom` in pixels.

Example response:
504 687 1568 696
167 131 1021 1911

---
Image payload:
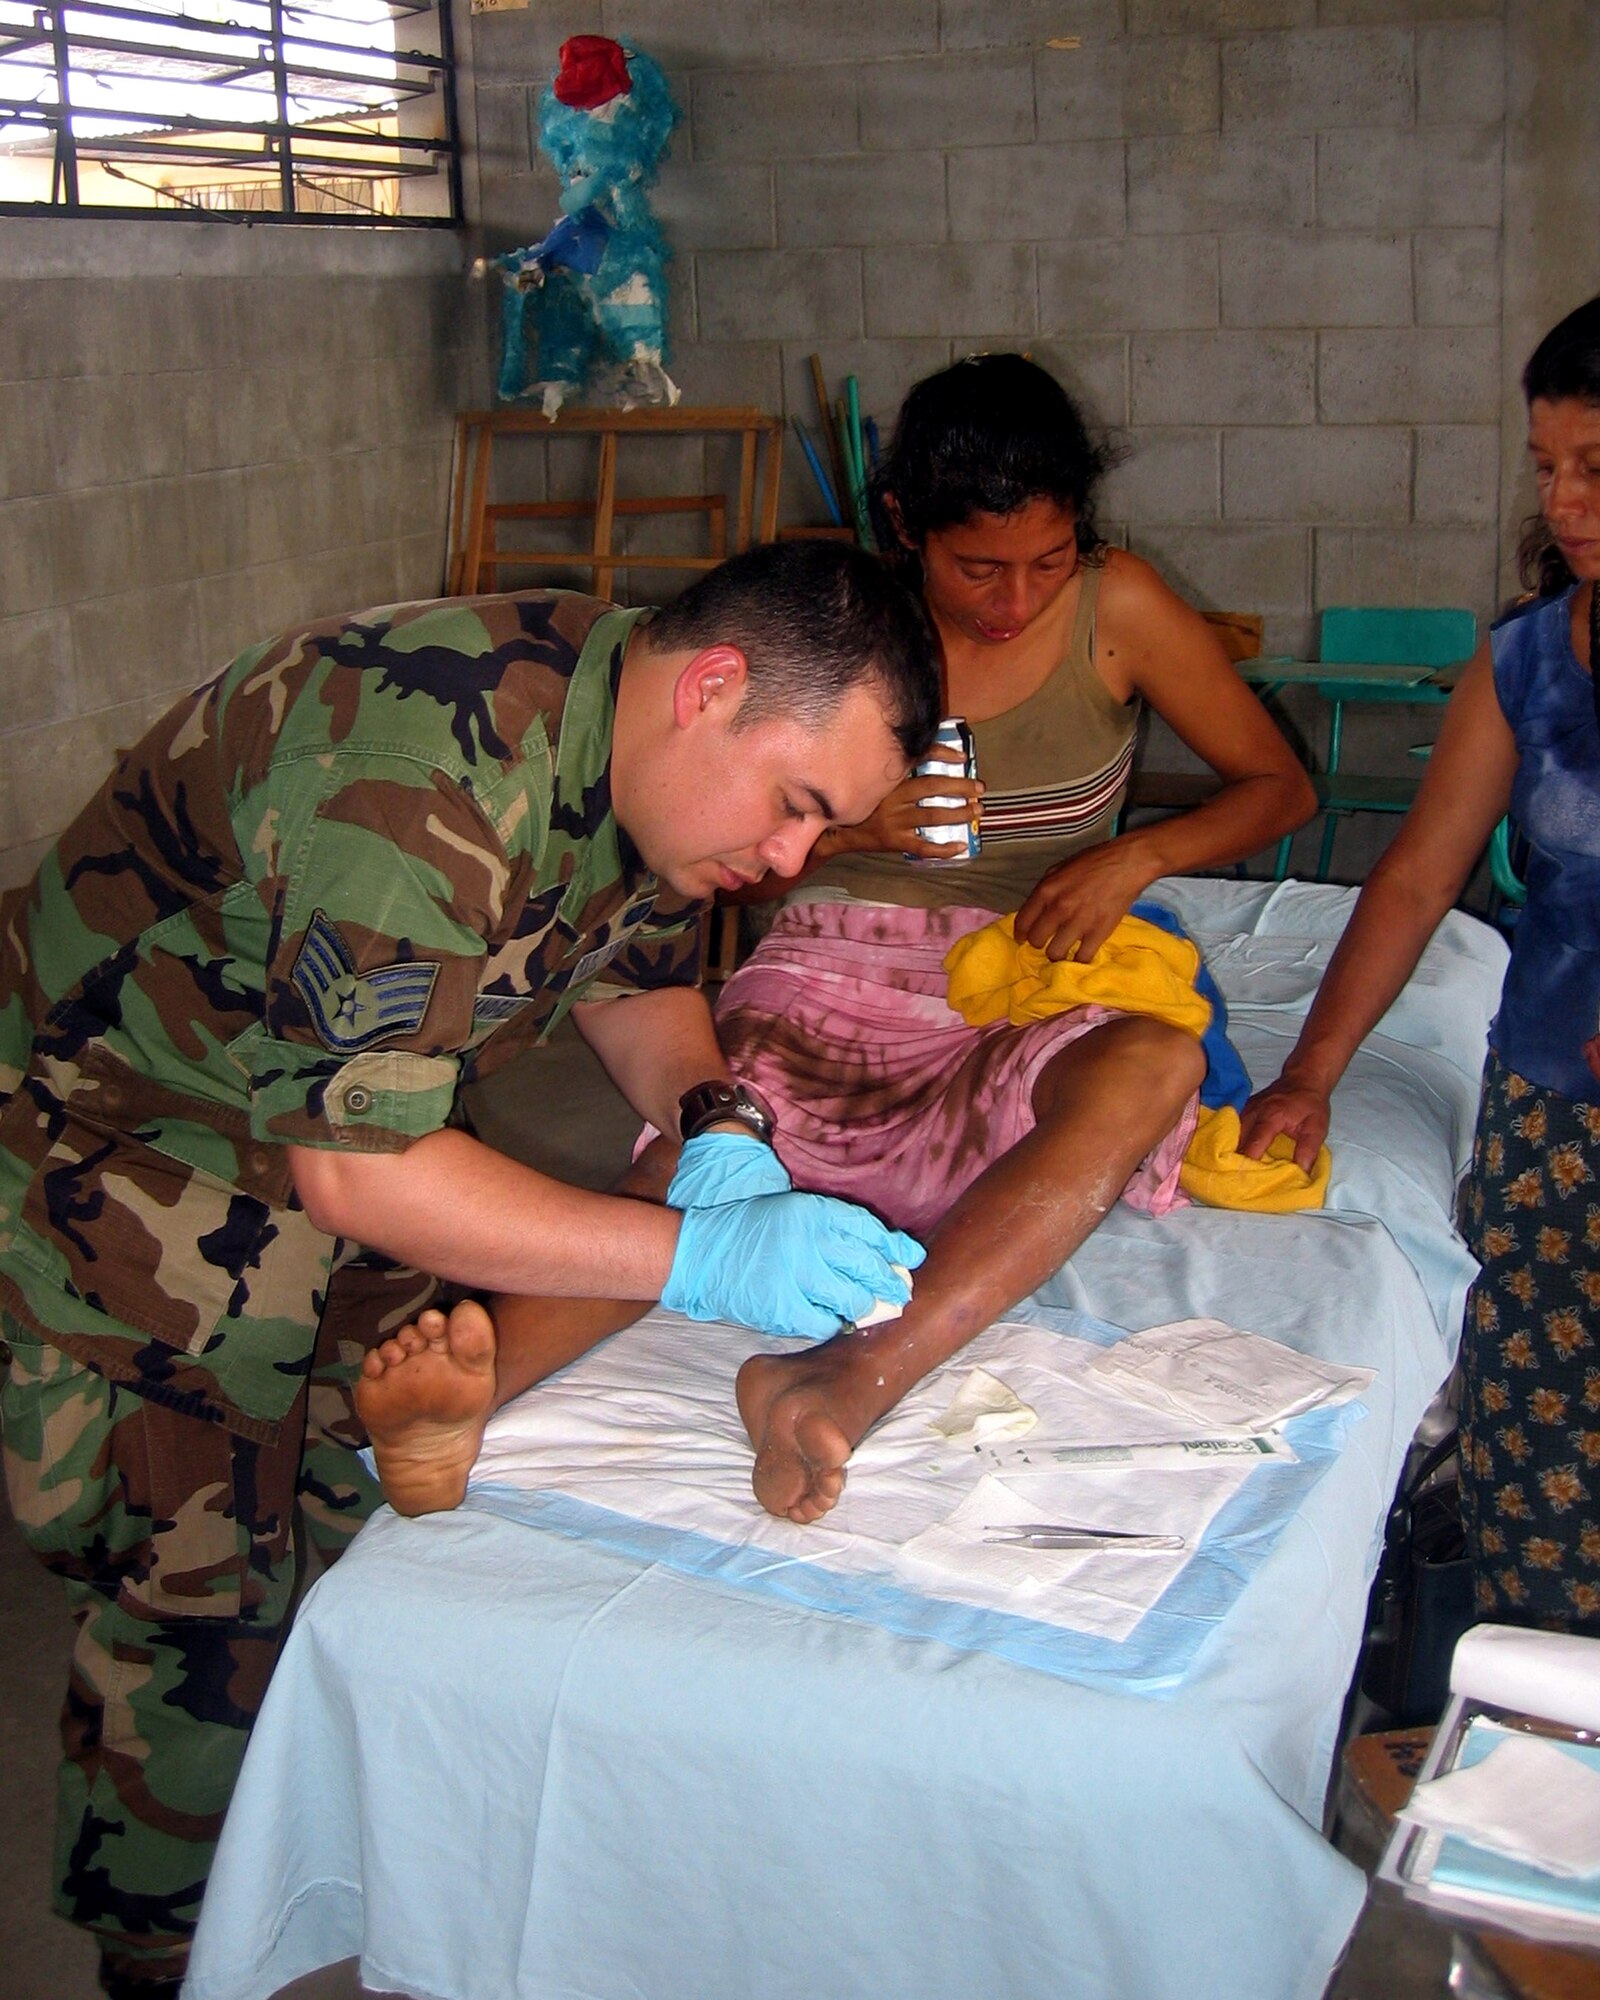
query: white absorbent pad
896 1471 1222 1636
1086 1316 1373 1432
470 1309 1302 1644
1401 1728 1600 1880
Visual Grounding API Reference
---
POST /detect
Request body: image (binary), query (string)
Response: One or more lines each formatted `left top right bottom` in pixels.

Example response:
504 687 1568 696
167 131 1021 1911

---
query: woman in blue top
1243 296 1600 1636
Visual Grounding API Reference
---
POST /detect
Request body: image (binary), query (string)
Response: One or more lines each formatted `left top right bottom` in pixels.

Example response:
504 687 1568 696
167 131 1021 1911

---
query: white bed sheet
184 879 1506 2000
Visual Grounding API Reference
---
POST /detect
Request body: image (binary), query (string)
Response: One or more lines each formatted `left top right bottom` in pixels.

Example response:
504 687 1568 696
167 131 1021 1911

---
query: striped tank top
801 560 1139 913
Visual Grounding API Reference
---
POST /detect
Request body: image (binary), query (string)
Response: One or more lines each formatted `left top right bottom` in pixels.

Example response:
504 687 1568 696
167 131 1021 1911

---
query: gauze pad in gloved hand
662 1191 924 1341
853 1265 913 1329
666 1131 792 1209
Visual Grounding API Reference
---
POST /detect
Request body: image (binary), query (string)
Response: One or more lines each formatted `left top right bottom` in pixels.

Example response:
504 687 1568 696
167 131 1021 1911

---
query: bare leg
735 1016 1205 1524
355 1139 677 1515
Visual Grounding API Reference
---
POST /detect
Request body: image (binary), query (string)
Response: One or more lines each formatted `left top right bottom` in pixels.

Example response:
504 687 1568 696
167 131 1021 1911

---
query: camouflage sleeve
583 886 706 1003
241 760 528 1153
0 885 30 1106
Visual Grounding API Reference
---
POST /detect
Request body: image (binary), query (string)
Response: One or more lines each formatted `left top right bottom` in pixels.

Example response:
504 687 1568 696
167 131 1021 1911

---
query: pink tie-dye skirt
714 899 1196 1240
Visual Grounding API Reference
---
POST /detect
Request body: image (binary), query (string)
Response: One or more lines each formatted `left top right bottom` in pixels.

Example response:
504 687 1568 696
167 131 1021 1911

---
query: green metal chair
1280 605 1478 881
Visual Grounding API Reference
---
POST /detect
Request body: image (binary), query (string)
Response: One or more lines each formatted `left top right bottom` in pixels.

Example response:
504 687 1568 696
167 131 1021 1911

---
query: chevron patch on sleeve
290 909 440 1053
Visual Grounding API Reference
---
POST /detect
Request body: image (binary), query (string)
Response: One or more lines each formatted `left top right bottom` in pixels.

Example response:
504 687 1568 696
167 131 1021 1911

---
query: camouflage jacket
0 590 702 1440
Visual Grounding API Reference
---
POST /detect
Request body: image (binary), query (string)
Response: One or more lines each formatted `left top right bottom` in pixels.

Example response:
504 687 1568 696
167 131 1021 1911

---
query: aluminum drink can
907 715 980 864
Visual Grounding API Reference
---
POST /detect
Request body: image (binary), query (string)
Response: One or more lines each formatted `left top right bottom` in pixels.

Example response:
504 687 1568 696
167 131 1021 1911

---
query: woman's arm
1238 641 1519 1169
1102 553 1319 870
1015 552 1316 958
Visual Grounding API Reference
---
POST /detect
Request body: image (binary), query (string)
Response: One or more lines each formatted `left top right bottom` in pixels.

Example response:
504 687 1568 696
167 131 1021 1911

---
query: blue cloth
1491 586 1600 1100
185 881 1505 2000
531 205 611 276
1133 896 1252 1110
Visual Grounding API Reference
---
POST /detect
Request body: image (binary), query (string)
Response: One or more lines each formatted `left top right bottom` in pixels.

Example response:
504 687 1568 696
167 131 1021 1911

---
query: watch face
680 1080 775 1141
737 1083 775 1128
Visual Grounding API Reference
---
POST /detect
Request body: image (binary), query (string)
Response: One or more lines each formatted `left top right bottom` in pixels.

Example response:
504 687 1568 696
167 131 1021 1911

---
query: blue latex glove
666 1131 792 1209
662 1191 925 1341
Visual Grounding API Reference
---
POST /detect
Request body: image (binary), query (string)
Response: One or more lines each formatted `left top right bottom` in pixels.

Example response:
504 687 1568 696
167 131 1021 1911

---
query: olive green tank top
801 562 1139 913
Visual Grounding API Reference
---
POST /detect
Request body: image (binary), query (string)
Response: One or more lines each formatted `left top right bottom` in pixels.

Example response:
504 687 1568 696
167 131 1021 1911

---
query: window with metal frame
0 0 461 222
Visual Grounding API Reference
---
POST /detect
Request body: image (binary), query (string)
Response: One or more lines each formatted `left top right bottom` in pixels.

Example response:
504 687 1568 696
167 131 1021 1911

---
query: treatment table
184 877 1504 2000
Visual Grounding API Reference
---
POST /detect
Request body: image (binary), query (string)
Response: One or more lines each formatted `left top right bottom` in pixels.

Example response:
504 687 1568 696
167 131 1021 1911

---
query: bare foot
354 1301 498 1517
735 1344 885 1525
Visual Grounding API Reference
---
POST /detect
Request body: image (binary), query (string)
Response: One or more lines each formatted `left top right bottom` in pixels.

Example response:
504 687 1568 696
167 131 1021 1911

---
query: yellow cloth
1179 1105 1331 1213
943 913 1330 1213
943 912 1213 1038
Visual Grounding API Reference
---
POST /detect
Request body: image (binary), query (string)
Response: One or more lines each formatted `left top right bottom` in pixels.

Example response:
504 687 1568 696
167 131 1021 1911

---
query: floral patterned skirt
1458 1050 1600 1633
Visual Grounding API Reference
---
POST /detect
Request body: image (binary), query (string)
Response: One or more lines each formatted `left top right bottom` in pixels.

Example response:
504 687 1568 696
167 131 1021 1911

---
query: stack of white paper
1085 1317 1372 1432
1401 1731 1600 1878
1385 1721 1600 1951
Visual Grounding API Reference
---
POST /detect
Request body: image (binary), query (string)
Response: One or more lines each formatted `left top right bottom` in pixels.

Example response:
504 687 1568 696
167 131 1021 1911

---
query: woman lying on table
1242 296 1600 1637
359 353 1314 1525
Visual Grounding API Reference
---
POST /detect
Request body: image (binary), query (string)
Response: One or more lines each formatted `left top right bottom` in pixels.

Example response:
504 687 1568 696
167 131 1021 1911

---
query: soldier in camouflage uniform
0 538 937 1998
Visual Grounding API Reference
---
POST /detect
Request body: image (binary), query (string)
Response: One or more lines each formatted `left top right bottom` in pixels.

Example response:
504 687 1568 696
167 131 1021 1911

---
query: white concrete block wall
6 28 1586 889
465 0 1584 691
25 4 1596 902
0 222 479 891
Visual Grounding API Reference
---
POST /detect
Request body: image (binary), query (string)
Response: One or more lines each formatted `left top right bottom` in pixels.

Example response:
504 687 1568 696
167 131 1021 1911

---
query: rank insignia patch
472 991 534 1025
568 937 626 985
291 909 439 1052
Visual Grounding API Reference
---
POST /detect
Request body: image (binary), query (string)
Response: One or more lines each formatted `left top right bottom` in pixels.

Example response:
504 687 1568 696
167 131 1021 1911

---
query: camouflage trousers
0 1255 437 1985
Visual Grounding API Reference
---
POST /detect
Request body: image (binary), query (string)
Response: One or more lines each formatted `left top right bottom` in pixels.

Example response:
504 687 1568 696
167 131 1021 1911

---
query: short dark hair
869 353 1113 563
643 537 940 761
1518 295 1600 595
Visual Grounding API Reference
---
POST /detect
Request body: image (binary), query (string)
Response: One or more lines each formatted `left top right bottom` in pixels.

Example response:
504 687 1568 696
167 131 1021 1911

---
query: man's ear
671 644 750 728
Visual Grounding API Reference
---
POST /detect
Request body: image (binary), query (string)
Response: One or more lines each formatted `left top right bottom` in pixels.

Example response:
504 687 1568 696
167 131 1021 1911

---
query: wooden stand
447 404 785 599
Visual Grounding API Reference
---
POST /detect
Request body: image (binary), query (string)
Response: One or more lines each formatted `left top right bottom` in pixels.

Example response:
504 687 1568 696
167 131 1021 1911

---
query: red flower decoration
553 35 633 110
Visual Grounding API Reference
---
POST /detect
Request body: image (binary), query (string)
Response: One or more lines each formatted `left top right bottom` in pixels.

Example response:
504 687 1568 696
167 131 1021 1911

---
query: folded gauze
928 1366 1039 1446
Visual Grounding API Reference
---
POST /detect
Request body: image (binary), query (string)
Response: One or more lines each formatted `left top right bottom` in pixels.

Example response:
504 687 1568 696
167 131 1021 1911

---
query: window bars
0 0 460 221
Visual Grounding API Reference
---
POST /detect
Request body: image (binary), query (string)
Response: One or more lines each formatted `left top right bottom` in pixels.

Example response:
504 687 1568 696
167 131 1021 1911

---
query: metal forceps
981 1523 1187 1551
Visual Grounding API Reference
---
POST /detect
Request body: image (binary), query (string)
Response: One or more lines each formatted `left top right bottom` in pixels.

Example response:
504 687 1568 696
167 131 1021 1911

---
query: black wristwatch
678 1079 777 1145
